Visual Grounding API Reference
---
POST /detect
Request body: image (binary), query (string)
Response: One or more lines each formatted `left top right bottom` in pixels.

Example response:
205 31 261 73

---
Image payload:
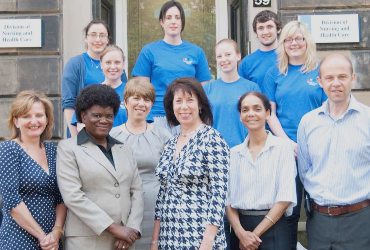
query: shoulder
141 40 162 51
202 126 228 146
57 137 77 150
110 126 124 138
300 106 322 125
230 142 244 154
44 141 57 153
182 40 204 52
0 140 19 152
238 77 259 88
152 125 172 142
65 54 84 66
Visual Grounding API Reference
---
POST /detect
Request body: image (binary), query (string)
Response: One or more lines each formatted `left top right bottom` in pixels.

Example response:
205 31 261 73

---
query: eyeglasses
87 33 108 40
284 37 305 44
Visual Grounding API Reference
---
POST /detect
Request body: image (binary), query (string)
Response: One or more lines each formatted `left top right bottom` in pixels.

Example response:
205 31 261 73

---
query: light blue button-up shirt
298 96 370 206
228 132 297 216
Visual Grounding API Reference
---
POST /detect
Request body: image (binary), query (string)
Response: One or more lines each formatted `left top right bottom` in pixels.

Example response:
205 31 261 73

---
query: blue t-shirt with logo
204 77 260 147
132 40 212 116
238 49 277 90
263 64 327 142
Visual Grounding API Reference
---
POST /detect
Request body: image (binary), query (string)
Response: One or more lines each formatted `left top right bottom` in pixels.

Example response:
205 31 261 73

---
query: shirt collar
318 95 361 116
237 131 278 157
77 128 122 148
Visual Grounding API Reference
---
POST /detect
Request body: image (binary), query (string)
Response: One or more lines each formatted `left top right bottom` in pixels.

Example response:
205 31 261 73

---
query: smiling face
160 6 182 38
256 20 279 48
81 105 114 141
240 94 270 132
284 31 307 63
318 55 354 106
85 23 109 56
101 50 124 82
173 90 202 128
216 41 241 74
14 101 48 140
125 94 153 122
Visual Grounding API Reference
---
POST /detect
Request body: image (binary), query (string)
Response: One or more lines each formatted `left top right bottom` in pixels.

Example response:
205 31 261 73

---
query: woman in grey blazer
57 84 144 250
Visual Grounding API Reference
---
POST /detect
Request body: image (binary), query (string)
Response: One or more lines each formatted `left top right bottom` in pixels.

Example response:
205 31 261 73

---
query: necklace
180 124 204 138
124 122 148 134
90 58 101 69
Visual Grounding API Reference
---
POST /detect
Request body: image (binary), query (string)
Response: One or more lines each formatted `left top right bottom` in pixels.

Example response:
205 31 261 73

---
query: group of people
0 1 369 250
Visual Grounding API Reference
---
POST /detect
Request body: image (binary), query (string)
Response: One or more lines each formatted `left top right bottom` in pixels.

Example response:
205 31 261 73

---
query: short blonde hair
277 20 317 74
215 38 240 54
8 90 54 143
124 78 155 104
100 44 125 62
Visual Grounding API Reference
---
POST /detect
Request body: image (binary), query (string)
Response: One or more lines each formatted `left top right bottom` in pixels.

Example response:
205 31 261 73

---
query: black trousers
230 213 290 250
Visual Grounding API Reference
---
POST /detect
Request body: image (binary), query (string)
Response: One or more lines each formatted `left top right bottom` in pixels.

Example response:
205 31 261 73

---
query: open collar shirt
228 132 297 216
298 96 370 206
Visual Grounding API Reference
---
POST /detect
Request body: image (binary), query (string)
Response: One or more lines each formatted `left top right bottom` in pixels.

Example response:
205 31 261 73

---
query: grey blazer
56 137 143 249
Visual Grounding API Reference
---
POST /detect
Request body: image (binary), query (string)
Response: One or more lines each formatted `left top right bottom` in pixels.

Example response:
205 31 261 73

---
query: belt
238 209 269 216
312 199 370 216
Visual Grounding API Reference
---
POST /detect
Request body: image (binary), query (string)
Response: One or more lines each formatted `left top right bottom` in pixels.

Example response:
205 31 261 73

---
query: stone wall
0 0 63 139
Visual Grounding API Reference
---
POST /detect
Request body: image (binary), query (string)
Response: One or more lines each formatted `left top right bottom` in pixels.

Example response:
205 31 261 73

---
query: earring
199 108 202 114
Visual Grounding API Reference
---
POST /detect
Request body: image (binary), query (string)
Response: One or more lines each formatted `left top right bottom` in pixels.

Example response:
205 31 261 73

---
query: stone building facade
0 0 369 140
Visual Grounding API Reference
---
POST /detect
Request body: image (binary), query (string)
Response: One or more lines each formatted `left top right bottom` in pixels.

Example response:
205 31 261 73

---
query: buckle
327 206 338 216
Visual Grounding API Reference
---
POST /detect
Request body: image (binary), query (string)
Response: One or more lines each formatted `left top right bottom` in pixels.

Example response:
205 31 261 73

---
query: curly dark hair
164 77 213 127
75 84 120 123
252 10 281 33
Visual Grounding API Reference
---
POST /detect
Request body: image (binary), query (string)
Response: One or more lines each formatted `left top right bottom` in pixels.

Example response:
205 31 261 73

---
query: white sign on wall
298 14 360 43
0 19 42 48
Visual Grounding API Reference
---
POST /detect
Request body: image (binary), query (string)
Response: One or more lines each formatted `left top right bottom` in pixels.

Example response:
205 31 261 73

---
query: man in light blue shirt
298 54 370 250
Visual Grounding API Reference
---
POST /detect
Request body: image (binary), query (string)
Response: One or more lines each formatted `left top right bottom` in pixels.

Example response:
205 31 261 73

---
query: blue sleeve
132 46 153 78
195 48 212 82
121 70 128 83
238 58 247 79
71 113 78 126
0 142 22 213
49 143 64 205
203 81 211 95
262 67 278 102
62 56 83 110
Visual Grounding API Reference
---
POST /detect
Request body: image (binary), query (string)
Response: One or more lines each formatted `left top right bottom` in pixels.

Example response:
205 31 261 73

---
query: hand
114 239 130 250
237 230 261 250
150 242 159 250
290 140 298 158
108 224 140 246
39 233 58 250
199 239 213 250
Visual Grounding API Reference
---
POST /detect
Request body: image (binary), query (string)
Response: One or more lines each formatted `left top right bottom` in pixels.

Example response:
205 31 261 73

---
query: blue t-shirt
204 77 260 147
238 49 277 90
82 52 106 86
263 64 327 142
132 40 212 116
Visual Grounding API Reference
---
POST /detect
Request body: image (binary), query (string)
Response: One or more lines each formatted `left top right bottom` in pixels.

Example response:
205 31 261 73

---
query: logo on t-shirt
183 57 194 65
307 78 319 86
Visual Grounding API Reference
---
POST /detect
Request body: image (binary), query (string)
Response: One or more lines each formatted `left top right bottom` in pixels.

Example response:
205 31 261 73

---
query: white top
228 132 297 216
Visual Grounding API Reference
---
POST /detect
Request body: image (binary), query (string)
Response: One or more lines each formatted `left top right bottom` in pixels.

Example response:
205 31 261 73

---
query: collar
318 95 361 116
236 131 278 157
77 128 122 147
